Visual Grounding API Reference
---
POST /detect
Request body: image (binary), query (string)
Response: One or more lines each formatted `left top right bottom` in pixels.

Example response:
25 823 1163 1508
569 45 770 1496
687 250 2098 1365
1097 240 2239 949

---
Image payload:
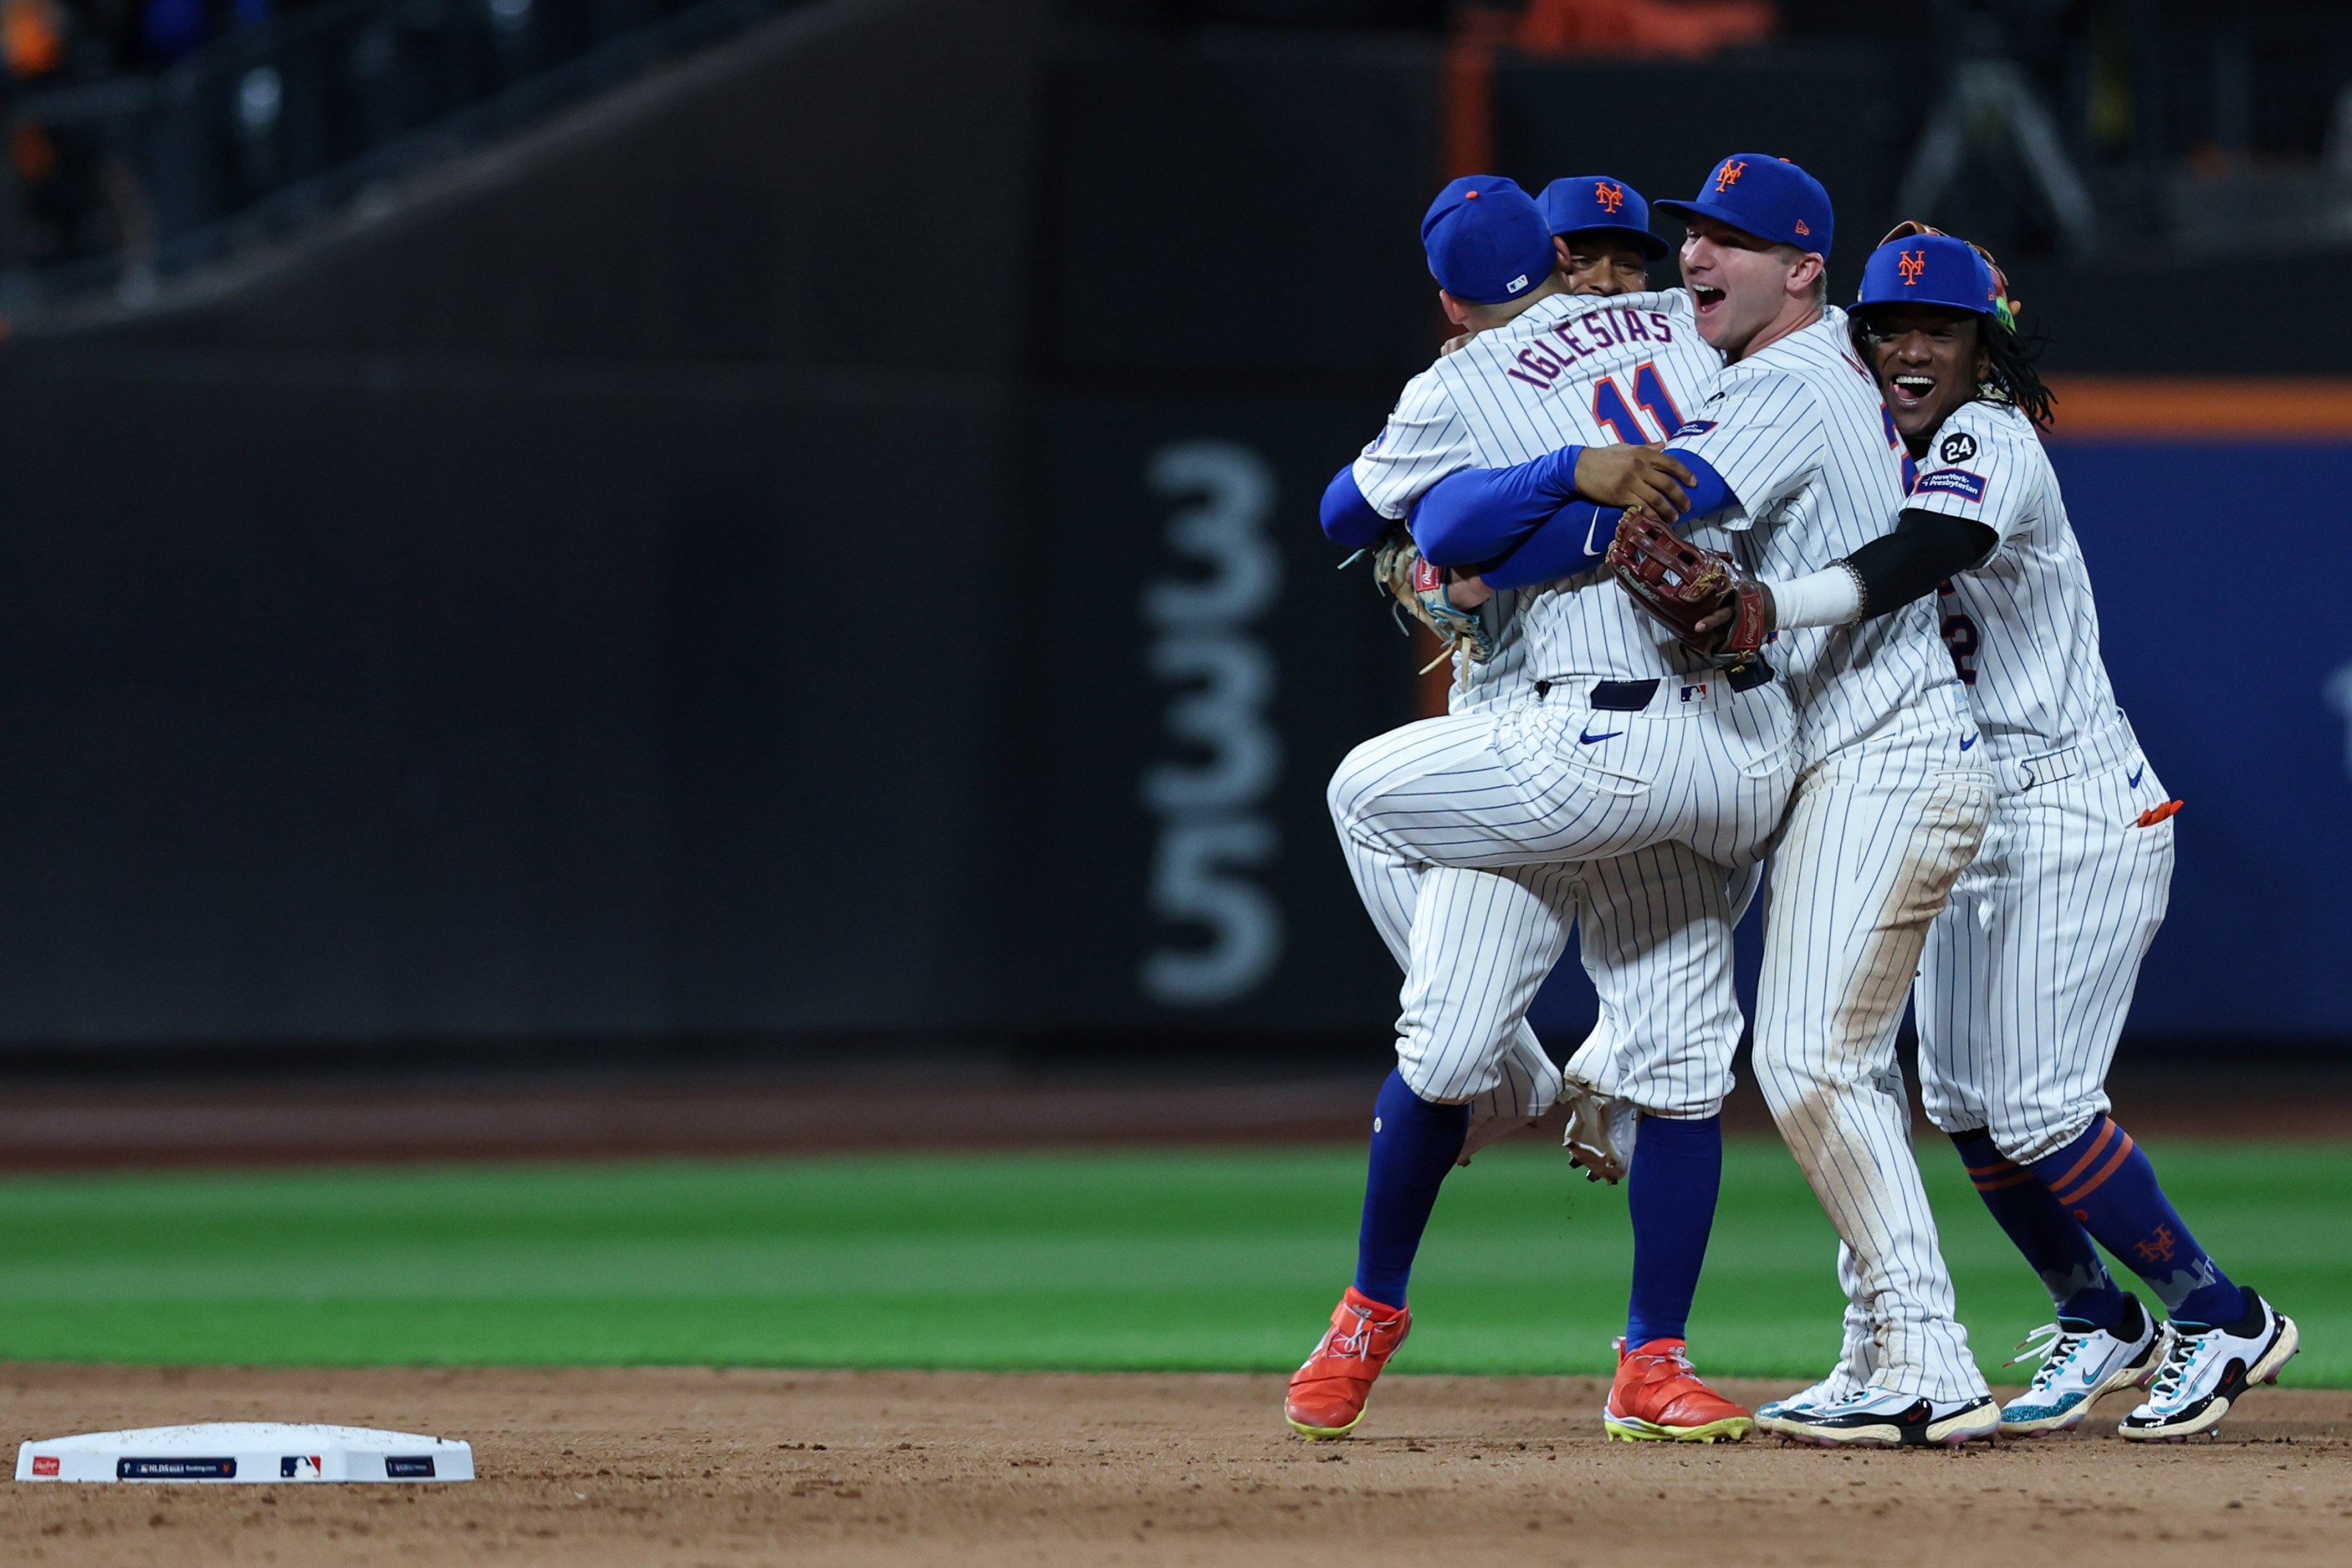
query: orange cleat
1603 1337 1754 1443
1285 1288 1411 1440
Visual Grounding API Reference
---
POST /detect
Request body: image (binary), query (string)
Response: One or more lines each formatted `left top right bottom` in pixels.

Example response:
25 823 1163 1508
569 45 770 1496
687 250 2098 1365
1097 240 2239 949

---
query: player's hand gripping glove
1370 528 1494 677
1604 513 1771 666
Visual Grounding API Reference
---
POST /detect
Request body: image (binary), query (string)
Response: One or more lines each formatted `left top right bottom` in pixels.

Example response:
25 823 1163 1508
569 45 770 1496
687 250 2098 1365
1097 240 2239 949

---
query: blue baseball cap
1421 176 1556 306
1654 154 1833 258
1537 176 1668 260
1855 233 2001 318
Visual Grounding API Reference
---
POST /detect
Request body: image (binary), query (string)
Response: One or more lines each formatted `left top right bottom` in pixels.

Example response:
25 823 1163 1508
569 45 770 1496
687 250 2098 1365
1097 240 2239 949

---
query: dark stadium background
0 0 2342 1134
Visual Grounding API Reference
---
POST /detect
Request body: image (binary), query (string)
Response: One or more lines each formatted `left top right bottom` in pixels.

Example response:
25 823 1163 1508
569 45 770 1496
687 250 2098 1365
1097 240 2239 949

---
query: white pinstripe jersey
1668 307 1958 764
1351 288 1735 686
1904 399 2118 766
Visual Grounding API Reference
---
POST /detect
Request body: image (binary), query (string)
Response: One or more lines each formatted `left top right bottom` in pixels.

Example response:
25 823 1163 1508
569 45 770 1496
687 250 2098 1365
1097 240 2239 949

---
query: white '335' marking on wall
1138 441 1285 1006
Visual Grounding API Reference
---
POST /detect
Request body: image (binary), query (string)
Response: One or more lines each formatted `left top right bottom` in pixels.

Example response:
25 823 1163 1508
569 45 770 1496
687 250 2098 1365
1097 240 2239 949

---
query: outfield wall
0 369 2336 1052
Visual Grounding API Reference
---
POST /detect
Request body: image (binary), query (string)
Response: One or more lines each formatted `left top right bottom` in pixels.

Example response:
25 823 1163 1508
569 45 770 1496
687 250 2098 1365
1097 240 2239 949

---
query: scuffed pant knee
1751 1038 1902 1125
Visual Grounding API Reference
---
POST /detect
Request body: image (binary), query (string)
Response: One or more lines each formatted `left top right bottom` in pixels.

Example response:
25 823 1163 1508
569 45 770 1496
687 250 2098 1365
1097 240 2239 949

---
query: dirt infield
1 1365 2344 1566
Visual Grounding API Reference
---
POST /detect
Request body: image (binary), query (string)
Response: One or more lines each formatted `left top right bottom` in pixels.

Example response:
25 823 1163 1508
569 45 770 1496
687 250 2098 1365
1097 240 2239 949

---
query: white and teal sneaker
2118 1288 2299 1442
1998 1295 2165 1437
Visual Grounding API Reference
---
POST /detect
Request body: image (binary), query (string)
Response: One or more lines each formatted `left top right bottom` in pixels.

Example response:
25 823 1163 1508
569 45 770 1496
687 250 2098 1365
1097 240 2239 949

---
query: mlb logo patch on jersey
1679 682 1708 702
1914 466 1987 502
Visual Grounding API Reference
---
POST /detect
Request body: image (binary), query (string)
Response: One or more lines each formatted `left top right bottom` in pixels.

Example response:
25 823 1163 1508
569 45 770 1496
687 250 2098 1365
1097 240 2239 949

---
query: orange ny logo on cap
1713 159 1747 191
1897 248 1927 285
1594 181 1624 213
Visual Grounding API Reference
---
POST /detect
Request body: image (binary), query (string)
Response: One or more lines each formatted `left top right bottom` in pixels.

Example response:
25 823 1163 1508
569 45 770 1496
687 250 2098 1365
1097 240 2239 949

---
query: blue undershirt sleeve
1319 465 1391 550
1658 449 1734 519
1475 452 1741 590
1408 445 1584 566
1481 501 1611 590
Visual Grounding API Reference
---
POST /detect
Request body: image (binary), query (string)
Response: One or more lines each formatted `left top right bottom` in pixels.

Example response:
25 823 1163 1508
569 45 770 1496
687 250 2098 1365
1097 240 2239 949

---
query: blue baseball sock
1949 1128 2128 1329
1352 1070 1469 1311
1624 1112 1722 1347
2026 1116 2242 1327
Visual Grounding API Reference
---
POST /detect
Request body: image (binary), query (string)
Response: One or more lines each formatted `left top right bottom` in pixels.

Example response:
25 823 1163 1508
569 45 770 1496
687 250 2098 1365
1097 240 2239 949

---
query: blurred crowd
2 0 291 83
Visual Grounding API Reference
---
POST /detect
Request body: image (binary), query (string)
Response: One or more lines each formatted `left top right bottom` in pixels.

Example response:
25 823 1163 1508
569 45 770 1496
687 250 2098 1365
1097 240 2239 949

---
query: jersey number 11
1589 363 1686 445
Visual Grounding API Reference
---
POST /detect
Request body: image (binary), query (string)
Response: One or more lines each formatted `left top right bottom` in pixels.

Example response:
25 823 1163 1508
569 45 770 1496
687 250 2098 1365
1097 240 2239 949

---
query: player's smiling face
1678 216 1800 357
1557 235 1650 297
1858 304 1986 446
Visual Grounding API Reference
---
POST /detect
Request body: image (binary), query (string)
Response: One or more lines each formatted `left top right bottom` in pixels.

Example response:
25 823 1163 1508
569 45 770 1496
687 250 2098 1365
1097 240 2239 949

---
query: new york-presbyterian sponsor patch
1913 466 1987 502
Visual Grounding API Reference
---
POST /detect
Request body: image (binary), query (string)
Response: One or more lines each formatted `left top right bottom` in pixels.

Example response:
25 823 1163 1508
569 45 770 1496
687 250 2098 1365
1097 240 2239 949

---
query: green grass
0 1141 2341 1386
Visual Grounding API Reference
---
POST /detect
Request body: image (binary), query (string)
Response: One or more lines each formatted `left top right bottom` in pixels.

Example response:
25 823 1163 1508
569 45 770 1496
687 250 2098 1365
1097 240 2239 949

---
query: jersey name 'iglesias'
1351 288 1734 688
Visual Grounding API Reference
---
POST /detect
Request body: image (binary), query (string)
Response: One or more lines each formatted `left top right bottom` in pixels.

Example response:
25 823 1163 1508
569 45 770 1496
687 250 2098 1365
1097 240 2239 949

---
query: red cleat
1603 1337 1754 1443
1285 1288 1410 1440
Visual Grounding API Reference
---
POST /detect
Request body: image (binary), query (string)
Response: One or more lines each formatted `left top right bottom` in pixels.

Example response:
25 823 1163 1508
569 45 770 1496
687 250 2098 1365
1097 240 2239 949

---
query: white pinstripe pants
1560 849 1762 1120
1751 721 1993 1401
1330 679 1792 1107
1916 742 2176 1164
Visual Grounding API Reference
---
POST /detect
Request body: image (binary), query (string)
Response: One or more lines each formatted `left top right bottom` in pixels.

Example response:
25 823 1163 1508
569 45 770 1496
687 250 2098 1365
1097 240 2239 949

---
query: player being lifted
1290 173 1794 1444
1416 156 2017 1446
1792 228 2296 1441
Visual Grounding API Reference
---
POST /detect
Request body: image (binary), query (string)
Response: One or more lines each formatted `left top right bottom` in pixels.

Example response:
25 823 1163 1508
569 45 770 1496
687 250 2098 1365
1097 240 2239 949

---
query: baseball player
1287 174 1793 1445
1768 229 2296 1442
1414 156 2018 1446
1313 174 1691 1180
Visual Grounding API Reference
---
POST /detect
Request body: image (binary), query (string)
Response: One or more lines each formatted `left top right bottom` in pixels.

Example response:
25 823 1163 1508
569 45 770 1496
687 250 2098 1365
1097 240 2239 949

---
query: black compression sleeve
1842 508 1998 617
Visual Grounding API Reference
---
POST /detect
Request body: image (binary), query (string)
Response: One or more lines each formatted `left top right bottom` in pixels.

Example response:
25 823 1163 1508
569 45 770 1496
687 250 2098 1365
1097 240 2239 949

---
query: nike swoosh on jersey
1579 726 1624 745
1583 510 1609 559
2128 764 2145 788
1959 733 1979 751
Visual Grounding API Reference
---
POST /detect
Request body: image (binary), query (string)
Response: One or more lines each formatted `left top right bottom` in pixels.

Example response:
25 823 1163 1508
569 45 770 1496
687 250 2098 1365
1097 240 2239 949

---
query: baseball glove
1604 513 1771 665
1371 528 1494 675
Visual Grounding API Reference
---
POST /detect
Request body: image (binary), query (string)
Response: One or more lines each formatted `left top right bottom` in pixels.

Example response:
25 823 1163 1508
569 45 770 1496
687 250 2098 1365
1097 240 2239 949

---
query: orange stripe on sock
1962 1157 2022 1177
2047 1120 2117 1192
1971 1169 2038 1192
2056 1132 2137 1206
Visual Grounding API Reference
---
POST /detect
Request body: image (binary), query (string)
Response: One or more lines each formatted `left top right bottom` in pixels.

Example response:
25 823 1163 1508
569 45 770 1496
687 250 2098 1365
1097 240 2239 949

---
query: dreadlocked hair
1977 314 2056 431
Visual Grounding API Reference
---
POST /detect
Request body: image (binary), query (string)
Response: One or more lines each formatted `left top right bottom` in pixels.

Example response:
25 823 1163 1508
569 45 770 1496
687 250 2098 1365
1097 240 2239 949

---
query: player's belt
2011 713 2140 791
1558 664 1773 711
